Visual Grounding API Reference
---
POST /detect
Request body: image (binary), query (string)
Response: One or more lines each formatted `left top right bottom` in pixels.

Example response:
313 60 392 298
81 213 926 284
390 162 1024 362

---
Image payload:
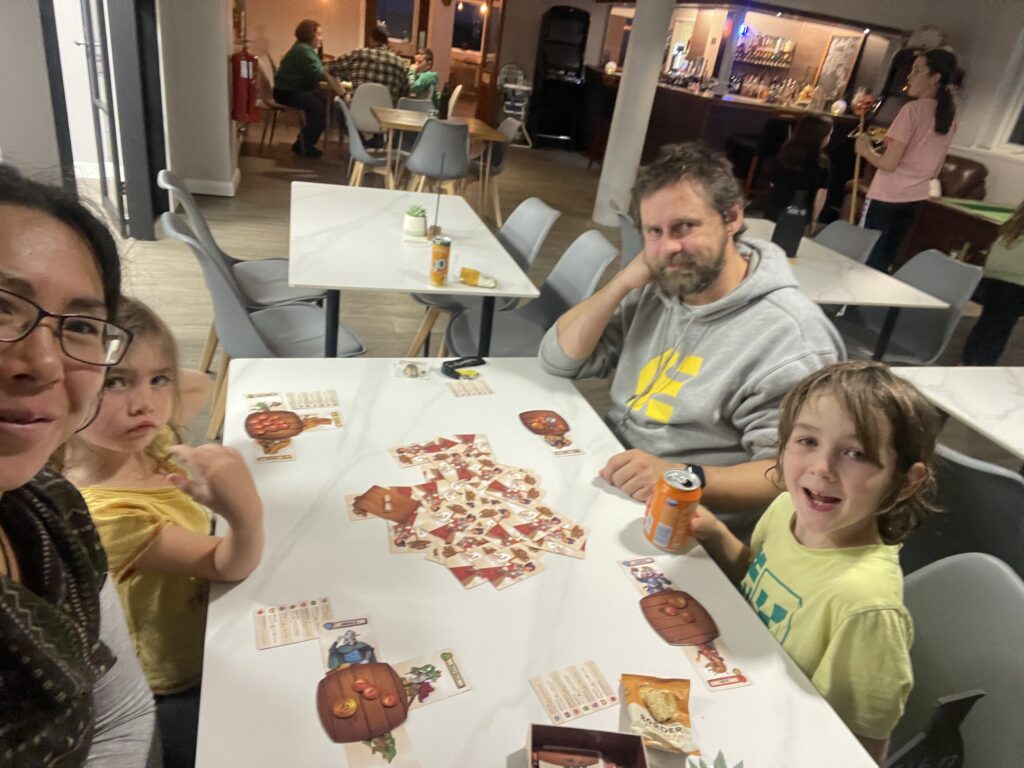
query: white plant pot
403 214 427 236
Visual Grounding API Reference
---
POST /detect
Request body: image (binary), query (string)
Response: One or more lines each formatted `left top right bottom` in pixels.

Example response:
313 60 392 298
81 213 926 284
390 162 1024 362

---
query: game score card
530 661 617 724
252 596 334 650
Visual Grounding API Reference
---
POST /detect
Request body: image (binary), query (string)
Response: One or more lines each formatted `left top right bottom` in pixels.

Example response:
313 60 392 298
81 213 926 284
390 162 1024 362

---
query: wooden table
371 107 506 204
196 357 877 768
744 218 949 359
894 366 1024 461
287 182 538 357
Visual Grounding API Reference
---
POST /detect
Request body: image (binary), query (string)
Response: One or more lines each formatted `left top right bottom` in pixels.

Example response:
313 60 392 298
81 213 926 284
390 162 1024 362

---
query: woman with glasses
0 165 153 767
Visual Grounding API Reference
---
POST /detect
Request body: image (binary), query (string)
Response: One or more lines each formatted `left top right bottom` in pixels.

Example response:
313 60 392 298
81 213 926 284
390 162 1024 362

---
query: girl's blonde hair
775 361 941 544
114 297 185 473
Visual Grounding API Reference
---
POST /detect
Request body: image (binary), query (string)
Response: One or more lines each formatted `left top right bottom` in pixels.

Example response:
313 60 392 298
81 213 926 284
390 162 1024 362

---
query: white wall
427 0 455 84
52 0 101 176
767 0 927 32
157 0 239 196
245 0 363 68
0 0 62 182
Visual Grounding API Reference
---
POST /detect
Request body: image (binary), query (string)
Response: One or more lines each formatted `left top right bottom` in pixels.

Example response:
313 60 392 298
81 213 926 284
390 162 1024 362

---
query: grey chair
443 230 618 357
405 119 470 193
900 443 1024 580
468 117 520 226
447 83 464 118
892 553 1024 766
337 98 391 187
161 213 365 438
404 197 561 356
831 250 983 365
814 220 881 264
156 170 325 372
616 210 643 269
397 97 434 113
349 82 392 136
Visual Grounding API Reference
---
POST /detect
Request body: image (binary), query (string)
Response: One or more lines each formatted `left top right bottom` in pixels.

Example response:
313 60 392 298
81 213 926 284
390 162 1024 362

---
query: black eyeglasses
0 288 133 366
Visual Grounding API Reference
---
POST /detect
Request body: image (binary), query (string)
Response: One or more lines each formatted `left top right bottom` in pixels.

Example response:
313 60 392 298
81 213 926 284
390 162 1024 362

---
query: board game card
317 615 380 672
448 378 493 397
244 391 297 462
535 748 603 768
341 724 419 768
441 549 487 589
387 514 443 554
452 433 493 456
519 409 584 457
530 662 617 724
388 437 458 467
532 520 588 559
253 596 333 650
483 476 545 507
353 485 421 525
285 389 343 430
618 557 677 595
345 493 371 521
474 545 546 590
685 638 753 691
392 648 472 710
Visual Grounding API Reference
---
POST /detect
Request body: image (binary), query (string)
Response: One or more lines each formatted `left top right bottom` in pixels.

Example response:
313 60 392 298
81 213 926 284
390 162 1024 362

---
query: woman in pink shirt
855 49 962 272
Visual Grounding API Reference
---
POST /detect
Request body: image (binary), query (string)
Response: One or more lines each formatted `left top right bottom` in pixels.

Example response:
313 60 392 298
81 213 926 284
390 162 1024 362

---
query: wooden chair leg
349 161 362 186
199 322 218 373
415 175 427 192
492 179 503 227
437 332 449 358
259 111 271 152
405 306 442 357
268 109 279 148
206 351 230 441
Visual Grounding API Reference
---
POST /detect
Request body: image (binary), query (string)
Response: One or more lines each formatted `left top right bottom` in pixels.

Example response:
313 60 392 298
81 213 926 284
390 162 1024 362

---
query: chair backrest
814 220 881 264
336 97 378 166
156 170 237 275
496 197 561 272
487 117 521 175
536 230 618 320
266 53 279 76
405 119 470 180
397 97 435 113
616 211 643 269
893 553 1024 765
448 83 463 117
350 83 392 133
900 443 1024 580
256 55 276 103
159 213 274 358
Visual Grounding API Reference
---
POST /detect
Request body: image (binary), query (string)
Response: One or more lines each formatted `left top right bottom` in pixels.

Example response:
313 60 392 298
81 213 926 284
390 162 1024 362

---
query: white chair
616 210 643 269
832 250 983 365
404 197 561 356
892 553 1024 766
443 230 618 357
900 443 1024 580
349 82 392 139
814 220 882 264
447 83 464 118
156 170 326 372
161 213 365 439
256 55 305 152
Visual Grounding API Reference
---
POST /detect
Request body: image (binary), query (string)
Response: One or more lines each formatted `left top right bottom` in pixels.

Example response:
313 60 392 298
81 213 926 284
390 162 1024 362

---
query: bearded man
539 142 844 534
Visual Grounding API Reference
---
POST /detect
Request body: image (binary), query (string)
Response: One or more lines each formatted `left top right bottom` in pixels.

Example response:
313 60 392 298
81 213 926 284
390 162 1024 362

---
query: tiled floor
95 133 1024 472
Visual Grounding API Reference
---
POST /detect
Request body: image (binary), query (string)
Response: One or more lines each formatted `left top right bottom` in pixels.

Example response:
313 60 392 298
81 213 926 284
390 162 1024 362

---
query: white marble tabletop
743 218 948 309
196 357 875 768
288 182 540 299
894 366 1024 460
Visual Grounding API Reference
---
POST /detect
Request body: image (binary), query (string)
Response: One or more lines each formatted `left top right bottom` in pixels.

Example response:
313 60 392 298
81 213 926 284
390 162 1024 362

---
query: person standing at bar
273 19 327 159
854 49 962 272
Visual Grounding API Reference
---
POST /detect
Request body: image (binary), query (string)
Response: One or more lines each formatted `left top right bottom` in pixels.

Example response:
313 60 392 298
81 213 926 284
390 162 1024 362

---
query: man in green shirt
408 49 440 105
273 19 327 158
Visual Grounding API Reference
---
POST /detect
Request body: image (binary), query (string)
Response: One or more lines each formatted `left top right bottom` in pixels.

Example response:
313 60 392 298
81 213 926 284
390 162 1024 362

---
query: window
453 2 485 51
378 0 415 42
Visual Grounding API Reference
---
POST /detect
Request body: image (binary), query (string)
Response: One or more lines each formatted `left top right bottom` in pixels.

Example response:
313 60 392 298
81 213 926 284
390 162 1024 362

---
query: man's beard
652 238 728 299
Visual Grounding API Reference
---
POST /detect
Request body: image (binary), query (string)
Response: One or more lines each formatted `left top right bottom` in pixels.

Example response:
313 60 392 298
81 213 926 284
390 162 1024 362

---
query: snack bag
620 674 699 755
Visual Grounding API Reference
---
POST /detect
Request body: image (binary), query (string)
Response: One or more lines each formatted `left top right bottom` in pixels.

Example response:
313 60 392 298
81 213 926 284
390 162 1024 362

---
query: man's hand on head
615 250 654 293
599 449 672 501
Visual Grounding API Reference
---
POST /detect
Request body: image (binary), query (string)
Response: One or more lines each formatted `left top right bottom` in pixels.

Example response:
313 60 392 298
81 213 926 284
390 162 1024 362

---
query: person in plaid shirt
328 25 409 103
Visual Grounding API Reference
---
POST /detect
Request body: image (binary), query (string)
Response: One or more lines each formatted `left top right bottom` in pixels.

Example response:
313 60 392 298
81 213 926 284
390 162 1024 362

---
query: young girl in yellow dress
63 297 265 768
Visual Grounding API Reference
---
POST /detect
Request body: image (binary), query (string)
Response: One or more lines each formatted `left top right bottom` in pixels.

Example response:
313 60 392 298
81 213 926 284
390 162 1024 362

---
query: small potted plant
403 204 427 236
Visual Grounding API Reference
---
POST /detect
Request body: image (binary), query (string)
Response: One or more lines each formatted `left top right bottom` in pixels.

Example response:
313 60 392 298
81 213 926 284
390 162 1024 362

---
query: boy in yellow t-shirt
690 361 940 764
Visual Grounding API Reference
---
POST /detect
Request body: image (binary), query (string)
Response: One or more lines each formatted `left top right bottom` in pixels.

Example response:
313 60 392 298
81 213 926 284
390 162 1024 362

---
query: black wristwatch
686 463 706 488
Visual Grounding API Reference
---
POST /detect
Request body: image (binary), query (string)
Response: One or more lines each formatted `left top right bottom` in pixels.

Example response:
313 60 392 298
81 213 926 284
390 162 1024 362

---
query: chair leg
437 332 449 358
206 351 230 441
199 322 218 373
415 175 426 193
349 161 362 186
259 111 271 152
491 179 503 227
268 109 278 148
405 306 442 357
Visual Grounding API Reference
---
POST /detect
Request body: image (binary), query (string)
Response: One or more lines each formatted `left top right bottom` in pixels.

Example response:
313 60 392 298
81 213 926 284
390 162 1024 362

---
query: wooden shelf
734 56 792 70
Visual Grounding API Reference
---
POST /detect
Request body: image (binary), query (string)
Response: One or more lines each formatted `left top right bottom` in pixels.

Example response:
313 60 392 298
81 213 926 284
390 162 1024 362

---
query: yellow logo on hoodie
630 350 703 422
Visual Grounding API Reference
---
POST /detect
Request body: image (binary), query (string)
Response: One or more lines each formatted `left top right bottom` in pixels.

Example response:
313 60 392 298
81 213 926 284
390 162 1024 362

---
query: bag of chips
620 674 699 755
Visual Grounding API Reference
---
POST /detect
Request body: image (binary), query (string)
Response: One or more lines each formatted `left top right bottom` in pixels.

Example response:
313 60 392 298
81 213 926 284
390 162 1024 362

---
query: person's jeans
962 277 1024 365
863 198 921 272
154 685 200 768
272 88 326 154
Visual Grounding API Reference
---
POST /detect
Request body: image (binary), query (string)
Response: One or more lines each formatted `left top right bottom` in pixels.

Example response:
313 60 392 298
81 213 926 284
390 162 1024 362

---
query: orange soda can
430 236 451 287
643 468 703 552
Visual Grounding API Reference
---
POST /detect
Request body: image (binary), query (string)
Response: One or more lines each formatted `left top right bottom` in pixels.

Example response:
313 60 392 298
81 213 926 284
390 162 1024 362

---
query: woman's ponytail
923 48 962 135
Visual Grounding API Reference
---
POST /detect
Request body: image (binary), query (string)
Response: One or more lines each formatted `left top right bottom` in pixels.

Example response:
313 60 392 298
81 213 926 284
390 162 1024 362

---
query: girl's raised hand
689 503 723 543
166 444 263 527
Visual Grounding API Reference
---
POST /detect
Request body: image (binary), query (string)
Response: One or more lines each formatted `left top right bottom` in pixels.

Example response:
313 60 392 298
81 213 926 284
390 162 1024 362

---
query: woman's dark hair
920 48 962 135
295 19 320 45
776 115 833 172
0 165 120 319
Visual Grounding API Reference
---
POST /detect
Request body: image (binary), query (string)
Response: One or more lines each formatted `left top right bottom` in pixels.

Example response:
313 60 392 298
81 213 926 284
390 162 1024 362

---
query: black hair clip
441 356 486 380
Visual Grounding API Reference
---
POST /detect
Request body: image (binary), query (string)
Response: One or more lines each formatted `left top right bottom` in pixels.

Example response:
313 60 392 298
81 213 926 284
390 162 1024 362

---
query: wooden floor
95 131 1024 471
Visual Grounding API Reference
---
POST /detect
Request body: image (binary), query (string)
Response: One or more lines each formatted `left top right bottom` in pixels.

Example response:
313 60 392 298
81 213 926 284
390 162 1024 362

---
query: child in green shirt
690 361 940 764
408 48 440 104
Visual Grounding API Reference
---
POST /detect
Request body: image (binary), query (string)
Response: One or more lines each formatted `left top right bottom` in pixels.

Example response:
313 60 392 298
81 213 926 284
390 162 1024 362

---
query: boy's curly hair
775 361 942 544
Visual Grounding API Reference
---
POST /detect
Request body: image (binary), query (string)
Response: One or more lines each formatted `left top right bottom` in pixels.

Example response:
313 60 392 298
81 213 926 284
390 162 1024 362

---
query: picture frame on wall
814 33 863 101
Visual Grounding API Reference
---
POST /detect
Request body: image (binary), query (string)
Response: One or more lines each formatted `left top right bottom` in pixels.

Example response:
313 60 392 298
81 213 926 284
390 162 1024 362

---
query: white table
288 182 539 357
744 218 948 359
894 366 1024 461
197 357 875 768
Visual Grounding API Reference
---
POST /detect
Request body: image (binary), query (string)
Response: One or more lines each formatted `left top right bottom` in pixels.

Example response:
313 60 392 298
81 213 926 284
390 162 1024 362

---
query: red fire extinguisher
231 48 261 124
